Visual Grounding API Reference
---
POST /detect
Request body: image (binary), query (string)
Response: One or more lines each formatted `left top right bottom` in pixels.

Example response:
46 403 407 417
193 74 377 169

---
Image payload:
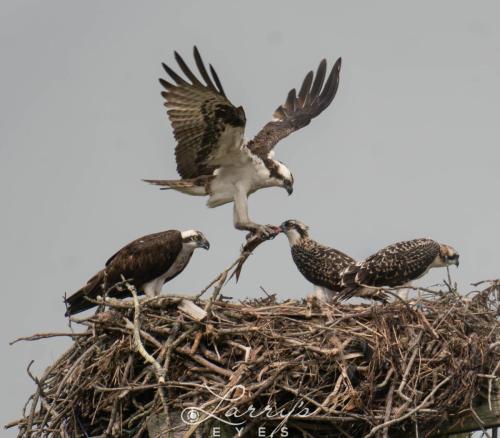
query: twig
195 255 242 302
382 382 396 438
125 281 165 384
6 278 500 437
10 332 90 345
364 376 451 437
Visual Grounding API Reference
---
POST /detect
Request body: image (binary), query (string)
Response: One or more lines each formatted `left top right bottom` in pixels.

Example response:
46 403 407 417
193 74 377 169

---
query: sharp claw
262 225 278 239
259 230 270 239
244 225 280 241
266 227 278 240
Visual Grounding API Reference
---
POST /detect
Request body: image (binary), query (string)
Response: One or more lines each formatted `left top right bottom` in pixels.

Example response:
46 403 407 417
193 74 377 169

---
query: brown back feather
65 230 183 316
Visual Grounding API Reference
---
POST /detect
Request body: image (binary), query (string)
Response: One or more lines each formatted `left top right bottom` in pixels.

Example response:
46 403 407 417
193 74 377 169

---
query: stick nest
8 280 500 437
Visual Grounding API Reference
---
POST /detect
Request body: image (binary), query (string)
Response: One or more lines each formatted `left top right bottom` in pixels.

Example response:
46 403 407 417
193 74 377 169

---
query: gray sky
1 1 499 433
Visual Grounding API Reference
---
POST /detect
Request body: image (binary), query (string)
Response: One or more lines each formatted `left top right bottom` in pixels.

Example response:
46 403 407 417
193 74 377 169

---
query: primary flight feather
145 47 342 238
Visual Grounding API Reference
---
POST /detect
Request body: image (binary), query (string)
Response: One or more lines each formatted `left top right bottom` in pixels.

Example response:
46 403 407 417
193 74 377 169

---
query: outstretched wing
248 58 341 158
160 47 247 179
342 239 440 290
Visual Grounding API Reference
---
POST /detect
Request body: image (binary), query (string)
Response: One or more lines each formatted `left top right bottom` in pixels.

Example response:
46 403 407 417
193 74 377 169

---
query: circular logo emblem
182 408 200 424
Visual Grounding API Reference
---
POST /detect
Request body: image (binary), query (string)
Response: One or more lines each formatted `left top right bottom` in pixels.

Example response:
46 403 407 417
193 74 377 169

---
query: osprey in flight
65 229 209 316
280 220 355 302
339 238 459 300
145 47 342 238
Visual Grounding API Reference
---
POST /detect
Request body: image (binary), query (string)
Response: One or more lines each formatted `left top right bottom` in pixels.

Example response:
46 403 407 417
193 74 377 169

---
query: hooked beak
285 182 293 196
447 255 459 267
200 239 210 250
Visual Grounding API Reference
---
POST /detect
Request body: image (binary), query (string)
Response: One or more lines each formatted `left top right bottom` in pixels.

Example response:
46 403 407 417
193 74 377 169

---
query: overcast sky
1 1 499 433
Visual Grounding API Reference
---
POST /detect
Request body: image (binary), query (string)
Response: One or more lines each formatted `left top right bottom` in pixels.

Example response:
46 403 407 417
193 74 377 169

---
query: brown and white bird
339 238 459 300
144 47 342 238
64 229 209 316
279 220 355 302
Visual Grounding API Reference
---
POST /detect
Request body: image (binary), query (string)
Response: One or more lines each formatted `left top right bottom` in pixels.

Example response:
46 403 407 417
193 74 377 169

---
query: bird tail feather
336 286 358 302
143 178 210 195
143 179 189 189
64 271 105 316
336 265 359 301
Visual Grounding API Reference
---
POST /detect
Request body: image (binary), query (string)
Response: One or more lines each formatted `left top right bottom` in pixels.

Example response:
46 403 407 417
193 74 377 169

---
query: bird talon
256 225 280 240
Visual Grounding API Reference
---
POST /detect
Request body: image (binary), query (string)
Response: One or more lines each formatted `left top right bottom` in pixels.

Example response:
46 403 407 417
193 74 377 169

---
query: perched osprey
279 220 355 302
64 229 209 316
339 238 459 300
145 47 342 238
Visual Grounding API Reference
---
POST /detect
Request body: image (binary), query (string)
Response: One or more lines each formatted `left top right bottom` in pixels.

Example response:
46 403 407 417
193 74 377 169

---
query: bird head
438 244 459 267
266 159 294 195
181 230 210 250
279 219 309 244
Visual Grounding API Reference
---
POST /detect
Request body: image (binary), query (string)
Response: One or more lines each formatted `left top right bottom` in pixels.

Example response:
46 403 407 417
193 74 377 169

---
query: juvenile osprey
64 229 209 316
279 220 355 302
145 47 341 238
339 238 459 300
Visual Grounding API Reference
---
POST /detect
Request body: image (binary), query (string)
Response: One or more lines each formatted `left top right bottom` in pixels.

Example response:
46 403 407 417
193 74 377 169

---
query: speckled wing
159 47 247 179
291 239 355 292
248 58 341 159
65 231 183 315
340 238 440 298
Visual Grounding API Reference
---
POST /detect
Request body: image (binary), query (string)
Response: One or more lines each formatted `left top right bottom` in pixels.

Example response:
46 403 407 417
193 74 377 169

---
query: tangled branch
6 280 500 437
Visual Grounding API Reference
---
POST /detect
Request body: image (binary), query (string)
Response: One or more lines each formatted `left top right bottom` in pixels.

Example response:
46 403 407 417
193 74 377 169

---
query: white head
265 159 294 195
181 230 210 250
279 219 309 246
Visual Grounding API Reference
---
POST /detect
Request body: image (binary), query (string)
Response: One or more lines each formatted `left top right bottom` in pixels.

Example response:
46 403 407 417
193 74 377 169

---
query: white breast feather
207 147 272 207
210 126 245 166
143 246 195 296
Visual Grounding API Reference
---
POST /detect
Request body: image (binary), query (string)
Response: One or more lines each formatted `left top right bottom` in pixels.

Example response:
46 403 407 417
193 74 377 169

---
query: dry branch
6 280 500 437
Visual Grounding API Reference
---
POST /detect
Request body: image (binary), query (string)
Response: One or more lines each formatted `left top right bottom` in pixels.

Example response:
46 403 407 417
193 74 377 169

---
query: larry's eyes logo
179 383 311 436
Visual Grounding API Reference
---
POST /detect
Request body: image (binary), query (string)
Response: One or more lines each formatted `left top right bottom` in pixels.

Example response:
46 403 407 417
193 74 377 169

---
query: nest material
7 280 500 438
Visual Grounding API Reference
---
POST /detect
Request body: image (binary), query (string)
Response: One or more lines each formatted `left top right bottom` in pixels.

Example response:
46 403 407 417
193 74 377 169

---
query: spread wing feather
159 47 246 179
248 58 341 158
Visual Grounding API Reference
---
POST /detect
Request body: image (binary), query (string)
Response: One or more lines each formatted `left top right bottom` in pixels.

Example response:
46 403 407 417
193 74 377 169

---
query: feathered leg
307 286 336 303
233 185 278 238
